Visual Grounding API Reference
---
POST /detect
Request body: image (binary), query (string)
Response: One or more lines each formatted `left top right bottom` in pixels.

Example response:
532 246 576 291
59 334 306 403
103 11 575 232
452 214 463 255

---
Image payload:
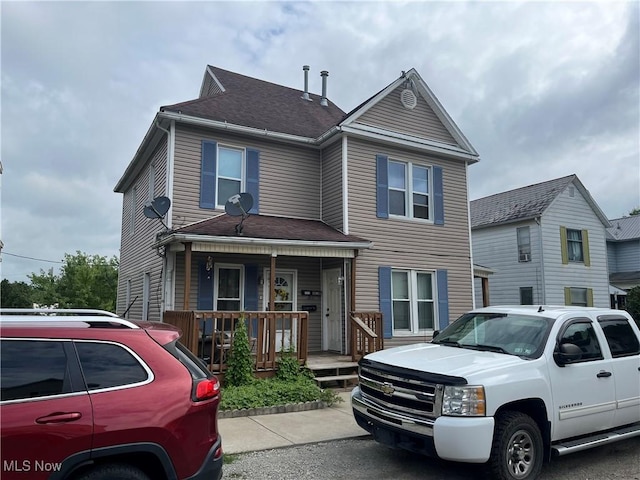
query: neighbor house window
566 229 584 262
564 287 593 307
392 270 435 334
215 265 243 311
517 227 531 262
388 160 431 220
520 287 533 305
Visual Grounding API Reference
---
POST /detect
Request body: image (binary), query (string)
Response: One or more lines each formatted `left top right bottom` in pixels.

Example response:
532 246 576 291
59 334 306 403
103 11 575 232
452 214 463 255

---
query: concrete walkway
219 390 370 454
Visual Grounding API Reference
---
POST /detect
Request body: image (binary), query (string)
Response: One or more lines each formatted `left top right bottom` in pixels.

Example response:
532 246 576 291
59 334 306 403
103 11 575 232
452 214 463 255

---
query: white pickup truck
351 306 640 480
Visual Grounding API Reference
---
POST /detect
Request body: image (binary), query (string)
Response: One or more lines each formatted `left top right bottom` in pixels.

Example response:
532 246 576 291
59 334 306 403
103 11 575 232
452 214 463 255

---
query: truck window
598 318 640 358
559 321 603 361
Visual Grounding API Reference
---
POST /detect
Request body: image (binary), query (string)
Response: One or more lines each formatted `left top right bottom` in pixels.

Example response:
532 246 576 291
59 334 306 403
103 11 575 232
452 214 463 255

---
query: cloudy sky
2 1 639 283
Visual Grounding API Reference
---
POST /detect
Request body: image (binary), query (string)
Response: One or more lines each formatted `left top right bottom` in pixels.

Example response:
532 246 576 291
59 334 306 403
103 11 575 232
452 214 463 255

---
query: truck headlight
442 386 486 416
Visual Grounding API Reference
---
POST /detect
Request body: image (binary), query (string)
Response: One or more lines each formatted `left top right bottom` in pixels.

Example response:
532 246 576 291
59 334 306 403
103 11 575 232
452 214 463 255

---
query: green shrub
224 317 254 387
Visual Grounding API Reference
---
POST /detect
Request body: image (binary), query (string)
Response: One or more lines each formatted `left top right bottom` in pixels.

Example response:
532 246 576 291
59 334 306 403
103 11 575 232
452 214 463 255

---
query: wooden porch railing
163 310 308 373
350 311 383 361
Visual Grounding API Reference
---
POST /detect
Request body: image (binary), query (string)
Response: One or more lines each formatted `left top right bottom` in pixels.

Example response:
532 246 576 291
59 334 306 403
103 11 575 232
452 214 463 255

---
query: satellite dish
143 196 171 230
224 192 253 235
224 193 253 217
144 196 171 219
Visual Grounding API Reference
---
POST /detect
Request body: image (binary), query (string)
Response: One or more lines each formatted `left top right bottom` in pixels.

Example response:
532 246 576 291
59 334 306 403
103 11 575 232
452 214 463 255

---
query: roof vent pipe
302 65 311 101
320 70 328 106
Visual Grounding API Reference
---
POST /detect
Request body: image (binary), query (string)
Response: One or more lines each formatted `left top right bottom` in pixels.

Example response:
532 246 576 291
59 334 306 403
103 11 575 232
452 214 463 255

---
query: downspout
156 120 176 315
342 136 349 234
466 162 477 309
535 216 545 304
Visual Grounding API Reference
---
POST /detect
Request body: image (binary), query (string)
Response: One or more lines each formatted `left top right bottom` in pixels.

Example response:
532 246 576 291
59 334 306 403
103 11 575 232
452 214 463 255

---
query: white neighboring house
606 214 640 309
470 175 611 307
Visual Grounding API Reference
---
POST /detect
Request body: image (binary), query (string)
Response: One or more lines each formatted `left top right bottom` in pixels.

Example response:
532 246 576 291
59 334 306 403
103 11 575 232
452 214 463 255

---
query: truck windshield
432 312 553 359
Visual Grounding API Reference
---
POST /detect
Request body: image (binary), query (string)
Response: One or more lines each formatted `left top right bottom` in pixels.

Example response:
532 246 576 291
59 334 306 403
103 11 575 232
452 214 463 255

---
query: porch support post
482 277 490 307
184 242 192 310
269 254 276 311
350 255 357 311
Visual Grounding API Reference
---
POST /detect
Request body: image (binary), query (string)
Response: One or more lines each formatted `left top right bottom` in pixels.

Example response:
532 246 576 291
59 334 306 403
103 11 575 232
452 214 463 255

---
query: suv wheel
76 464 151 480
488 411 543 480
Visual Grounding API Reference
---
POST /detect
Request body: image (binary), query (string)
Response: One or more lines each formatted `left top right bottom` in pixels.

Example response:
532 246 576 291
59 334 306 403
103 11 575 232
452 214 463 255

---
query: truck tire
488 411 543 480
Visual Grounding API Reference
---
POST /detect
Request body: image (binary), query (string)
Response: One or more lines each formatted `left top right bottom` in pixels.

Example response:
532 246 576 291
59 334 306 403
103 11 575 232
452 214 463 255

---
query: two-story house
606 214 640 309
470 175 611 308
114 65 480 371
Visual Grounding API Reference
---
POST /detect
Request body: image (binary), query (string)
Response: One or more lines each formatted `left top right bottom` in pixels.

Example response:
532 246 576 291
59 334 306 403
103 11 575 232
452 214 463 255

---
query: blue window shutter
244 265 259 311
436 270 449 329
200 141 217 209
246 148 260 214
379 266 392 339
433 165 444 225
376 154 389 219
197 261 214 310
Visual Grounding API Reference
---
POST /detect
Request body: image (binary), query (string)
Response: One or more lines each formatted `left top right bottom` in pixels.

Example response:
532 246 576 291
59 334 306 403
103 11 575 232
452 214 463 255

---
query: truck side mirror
554 342 582 367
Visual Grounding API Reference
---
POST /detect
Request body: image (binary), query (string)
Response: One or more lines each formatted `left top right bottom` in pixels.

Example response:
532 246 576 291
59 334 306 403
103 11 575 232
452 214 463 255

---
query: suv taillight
195 378 220 401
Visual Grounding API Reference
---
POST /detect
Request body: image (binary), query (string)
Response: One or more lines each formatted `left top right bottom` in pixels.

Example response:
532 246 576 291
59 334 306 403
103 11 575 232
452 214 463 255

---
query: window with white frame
388 160 431 220
392 270 435 334
566 229 584 262
217 146 244 207
214 265 243 311
517 226 531 262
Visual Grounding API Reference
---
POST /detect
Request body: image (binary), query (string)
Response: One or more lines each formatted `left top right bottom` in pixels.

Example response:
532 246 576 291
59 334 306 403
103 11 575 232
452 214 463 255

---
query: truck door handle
596 371 612 378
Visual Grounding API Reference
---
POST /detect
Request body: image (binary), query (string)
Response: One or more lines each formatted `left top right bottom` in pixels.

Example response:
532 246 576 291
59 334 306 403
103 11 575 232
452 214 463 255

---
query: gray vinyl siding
471 220 543 306
607 243 618 273
609 240 640 273
116 140 168 321
356 86 458 146
173 253 323 351
540 186 609 306
172 125 322 227
346 137 473 346
321 140 344 230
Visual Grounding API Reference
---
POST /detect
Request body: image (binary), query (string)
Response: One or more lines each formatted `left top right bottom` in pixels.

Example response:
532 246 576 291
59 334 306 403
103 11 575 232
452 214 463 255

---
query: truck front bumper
351 386 494 463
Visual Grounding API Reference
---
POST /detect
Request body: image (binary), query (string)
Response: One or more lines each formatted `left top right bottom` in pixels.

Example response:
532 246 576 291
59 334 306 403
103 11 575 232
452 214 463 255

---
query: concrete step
314 374 359 389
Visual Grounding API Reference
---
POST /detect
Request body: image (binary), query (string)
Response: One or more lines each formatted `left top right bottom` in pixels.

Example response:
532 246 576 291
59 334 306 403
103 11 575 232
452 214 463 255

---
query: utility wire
1 252 64 264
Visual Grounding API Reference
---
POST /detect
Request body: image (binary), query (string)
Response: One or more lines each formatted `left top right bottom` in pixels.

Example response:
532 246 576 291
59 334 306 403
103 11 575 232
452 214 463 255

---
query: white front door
323 268 342 352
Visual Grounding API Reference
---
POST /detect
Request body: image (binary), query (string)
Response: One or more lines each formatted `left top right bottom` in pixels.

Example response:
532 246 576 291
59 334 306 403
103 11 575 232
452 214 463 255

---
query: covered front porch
157 213 383 375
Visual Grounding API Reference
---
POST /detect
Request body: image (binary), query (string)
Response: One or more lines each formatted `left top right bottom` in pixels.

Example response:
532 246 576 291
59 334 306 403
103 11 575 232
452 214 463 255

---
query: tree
629 207 640 216
0 279 34 307
626 286 640 328
29 251 119 311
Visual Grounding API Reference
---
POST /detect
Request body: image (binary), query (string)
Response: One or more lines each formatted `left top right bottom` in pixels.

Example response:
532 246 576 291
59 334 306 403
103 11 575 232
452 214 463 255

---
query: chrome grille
359 363 442 420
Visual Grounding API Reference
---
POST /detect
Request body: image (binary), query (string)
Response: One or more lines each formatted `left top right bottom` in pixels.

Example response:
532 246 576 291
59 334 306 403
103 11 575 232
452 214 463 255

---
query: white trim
167 120 175 228
467 162 477 309
391 269 437 336
342 136 349 234
341 124 478 162
214 264 244 311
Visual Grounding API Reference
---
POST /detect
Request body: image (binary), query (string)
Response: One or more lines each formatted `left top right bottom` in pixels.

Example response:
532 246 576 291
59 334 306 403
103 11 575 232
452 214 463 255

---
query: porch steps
308 360 359 389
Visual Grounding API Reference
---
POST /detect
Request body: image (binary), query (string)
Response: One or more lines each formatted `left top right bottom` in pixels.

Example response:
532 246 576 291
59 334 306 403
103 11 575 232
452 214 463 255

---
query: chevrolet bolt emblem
381 382 395 396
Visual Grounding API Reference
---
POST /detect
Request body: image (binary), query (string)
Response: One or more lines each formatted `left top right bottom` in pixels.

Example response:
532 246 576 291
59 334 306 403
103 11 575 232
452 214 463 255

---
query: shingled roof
470 175 578 229
173 213 368 244
160 66 347 139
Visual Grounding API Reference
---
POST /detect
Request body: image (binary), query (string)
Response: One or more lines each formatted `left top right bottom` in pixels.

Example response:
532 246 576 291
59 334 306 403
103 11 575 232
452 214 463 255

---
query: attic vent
400 88 417 110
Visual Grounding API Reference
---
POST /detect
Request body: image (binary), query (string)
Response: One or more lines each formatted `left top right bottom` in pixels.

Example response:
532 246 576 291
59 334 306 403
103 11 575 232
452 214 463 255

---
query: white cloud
1 0 638 282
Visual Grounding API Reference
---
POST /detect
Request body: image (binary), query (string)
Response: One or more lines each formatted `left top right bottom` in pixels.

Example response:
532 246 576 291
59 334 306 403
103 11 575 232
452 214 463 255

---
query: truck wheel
488 411 543 480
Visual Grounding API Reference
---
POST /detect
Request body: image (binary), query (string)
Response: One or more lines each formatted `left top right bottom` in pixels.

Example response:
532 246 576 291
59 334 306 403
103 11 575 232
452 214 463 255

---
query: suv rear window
75 341 149 390
1 340 69 401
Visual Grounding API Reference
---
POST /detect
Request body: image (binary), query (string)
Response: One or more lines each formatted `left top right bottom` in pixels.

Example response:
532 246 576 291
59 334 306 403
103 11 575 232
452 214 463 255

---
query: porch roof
154 214 372 257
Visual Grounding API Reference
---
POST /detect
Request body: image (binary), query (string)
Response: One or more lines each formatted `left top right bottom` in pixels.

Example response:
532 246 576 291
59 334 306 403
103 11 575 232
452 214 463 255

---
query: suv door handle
36 412 83 424
596 371 612 378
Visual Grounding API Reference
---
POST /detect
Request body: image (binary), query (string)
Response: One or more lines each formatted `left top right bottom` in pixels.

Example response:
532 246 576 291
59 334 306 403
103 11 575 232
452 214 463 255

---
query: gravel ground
222 437 640 480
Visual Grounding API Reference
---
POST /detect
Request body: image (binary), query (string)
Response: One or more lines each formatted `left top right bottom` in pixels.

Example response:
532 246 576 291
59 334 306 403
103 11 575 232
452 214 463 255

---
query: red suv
0 309 223 480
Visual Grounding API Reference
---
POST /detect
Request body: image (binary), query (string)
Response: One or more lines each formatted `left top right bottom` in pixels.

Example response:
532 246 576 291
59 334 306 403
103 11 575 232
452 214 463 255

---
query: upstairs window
388 160 431 220
517 226 531 262
200 140 259 213
560 226 590 265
